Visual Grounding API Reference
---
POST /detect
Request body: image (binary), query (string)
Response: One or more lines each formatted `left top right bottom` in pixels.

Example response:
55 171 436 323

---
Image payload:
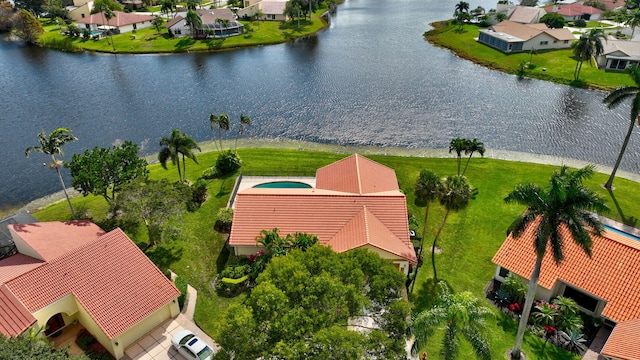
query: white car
171 329 216 360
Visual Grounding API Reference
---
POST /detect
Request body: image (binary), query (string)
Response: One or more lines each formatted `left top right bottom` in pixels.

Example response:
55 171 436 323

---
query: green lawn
37 11 327 54
425 21 634 90
32 148 640 359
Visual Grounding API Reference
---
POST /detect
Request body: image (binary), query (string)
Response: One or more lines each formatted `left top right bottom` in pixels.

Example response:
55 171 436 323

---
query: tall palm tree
210 113 230 152
602 65 640 190
430 175 475 281
158 129 201 182
504 165 608 360
626 10 640 38
185 9 202 38
412 282 491 360
449 137 468 175
235 113 251 151
454 1 469 14
411 169 443 294
572 28 606 81
461 138 485 176
25 128 78 219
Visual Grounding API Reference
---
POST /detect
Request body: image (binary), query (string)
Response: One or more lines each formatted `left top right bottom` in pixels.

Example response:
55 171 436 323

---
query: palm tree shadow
525 335 573 360
496 311 518 333
216 242 231 273
215 177 230 198
144 244 183 271
412 278 452 313
607 188 638 227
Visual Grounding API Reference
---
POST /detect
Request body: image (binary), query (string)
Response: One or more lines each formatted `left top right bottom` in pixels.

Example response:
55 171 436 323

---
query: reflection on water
0 0 639 209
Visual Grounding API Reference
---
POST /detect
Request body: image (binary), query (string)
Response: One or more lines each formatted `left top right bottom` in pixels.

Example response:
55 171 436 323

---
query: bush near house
76 329 113 360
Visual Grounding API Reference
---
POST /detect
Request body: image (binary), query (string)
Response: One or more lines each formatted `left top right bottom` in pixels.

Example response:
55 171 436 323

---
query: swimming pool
253 181 312 189
604 225 640 242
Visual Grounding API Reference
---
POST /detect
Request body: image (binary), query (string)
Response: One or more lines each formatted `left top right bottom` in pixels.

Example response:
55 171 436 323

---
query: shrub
220 265 250 279
215 275 248 296
201 167 218 180
174 276 188 310
215 150 242 176
574 19 587 27
500 272 527 303
191 179 208 204
214 207 234 233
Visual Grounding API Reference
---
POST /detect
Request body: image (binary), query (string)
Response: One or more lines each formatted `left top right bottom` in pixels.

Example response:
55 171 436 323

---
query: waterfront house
236 0 288 21
166 9 244 38
492 221 640 359
75 11 156 33
66 0 94 22
596 39 640 71
0 221 180 359
544 4 603 21
478 20 574 53
495 5 547 24
227 154 418 275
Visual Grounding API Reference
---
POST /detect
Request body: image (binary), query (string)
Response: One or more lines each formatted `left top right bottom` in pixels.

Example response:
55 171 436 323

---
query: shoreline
4 138 638 219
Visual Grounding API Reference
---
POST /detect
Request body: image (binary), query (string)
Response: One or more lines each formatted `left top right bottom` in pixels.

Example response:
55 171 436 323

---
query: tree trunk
176 155 183 182
431 209 450 282
511 255 543 360
462 154 473 176
55 165 76 220
410 203 431 295
182 153 186 182
605 116 637 189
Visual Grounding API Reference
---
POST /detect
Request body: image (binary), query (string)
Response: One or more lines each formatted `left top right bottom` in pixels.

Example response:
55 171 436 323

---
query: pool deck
235 176 316 193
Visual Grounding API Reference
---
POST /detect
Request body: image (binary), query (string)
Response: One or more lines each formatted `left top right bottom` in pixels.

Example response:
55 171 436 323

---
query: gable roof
488 20 575 42
0 285 36 337
492 222 640 322
544 3 604 16
508 6 545 23
598 0 626 10
229 155 416 263
76 11 155 27
259 1 286 15
601 318 640 360
316 154 399 194
603 39 640 60
1 224 180 339
196 8 236 23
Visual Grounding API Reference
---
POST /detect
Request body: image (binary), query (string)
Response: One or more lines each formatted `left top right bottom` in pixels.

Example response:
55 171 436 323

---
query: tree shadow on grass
175 37 196 50
525 334 576 360
145 244 183 272
215 177 230 198
607 188 638 227
216 243 231 273
412 278 452 313
496 311 518 334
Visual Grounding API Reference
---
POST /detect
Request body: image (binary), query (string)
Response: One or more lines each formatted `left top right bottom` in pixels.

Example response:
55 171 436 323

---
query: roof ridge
354 154 363 195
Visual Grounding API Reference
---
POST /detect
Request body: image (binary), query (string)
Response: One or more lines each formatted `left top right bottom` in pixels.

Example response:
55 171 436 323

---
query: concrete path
582 327 611 360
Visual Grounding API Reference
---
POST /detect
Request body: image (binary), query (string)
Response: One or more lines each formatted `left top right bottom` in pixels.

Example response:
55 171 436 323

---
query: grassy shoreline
424 20 634 91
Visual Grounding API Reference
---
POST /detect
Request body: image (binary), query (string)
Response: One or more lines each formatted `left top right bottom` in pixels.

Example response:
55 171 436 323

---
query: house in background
544 4 603 21
0 221 180 359
237 0 288 21
66 0 94 21
166 8 244 38
492 220 640 360
76 11 156 33
495 5 547 24
478 20 574 53
228 154 418 275
596 39 640 71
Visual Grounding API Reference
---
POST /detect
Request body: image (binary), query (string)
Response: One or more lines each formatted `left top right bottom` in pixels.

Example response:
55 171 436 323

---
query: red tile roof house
165 9 244 38
0 221 180 359
228 154 418 275
544 4 604 21
492 221 640 359
76 11 156 34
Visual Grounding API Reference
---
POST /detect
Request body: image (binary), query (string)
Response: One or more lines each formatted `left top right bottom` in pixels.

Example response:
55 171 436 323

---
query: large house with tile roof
76 11 156 33
544 3 603 21
0 221 180 359
166 9 244 38
478 20 575 53
596 39 640 71
228 154 417 275
492 221 640 360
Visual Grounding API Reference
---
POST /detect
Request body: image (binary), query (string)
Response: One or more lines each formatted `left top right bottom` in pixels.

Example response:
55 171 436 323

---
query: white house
237 0 288 21
75 11 156 33
165 8 244 38
478 20 575 53
596 39 640 71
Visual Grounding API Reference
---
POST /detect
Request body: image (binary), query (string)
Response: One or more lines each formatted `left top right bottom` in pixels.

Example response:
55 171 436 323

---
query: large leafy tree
25 127 77 219
412 282 491 360
67 141 148 203
540 13 565 28
504 165 608 360
185 9 202 37
11 9 43 44
0 332 86 360
113 179 189 248
602 65 640 189
430 175 475 281
411 169 443 293
13 0 45 17
158 129 201 182
572 28 606 81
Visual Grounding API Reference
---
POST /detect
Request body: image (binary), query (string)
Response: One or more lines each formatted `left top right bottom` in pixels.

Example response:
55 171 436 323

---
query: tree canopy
540 13 565 29
67 141 148 203
218 246 409 360
0 332 87 360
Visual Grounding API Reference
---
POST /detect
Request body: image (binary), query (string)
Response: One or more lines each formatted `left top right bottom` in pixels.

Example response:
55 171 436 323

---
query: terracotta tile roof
492 222 640 322
545 4 603 16
601 318 640 360
165 16 183 28
4 226 180 339
229 155 416 264
0 285 36 337
316 154 399 195
76 11 155 27
9 221 104 261
0 253 45 283
598 0 626 10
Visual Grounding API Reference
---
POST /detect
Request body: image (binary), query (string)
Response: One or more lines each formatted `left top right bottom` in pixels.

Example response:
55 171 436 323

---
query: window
564 40 569 44
81 13 85 18
610 59 627 70
540 41 548 45
175 29 181 34
498 267 509 278
553 40 558 43
269 14 275 20
133 23 137 30
85 24 90 29
563 285 599 313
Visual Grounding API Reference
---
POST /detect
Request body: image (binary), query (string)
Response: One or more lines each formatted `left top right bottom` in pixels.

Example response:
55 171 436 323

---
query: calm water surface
0 0 638 210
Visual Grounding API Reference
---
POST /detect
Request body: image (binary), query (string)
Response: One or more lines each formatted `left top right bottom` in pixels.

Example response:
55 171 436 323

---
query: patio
50 322 86 358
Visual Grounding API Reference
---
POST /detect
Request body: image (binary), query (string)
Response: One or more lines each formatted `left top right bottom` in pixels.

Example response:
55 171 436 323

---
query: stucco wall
33 294 79 333
9 228 41 260
522 33 572 51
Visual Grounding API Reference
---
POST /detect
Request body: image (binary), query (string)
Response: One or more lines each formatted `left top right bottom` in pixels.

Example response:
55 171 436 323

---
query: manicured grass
425 21 634 90
32 148 640 358
37 11 327 54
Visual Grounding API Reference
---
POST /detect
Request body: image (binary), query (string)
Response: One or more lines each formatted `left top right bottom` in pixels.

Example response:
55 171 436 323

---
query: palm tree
210 113 230 151
461 138 485 176
504 165 608 360
158 129 201 182
103 7 115 52
572 28 606 81
25 128 78 219
626 10 640 38
454 1 469 14
430 175 475 281
185 9 202 38
412 282 491 360
235 113 251 151
602 65 640 189
449 137 468 175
